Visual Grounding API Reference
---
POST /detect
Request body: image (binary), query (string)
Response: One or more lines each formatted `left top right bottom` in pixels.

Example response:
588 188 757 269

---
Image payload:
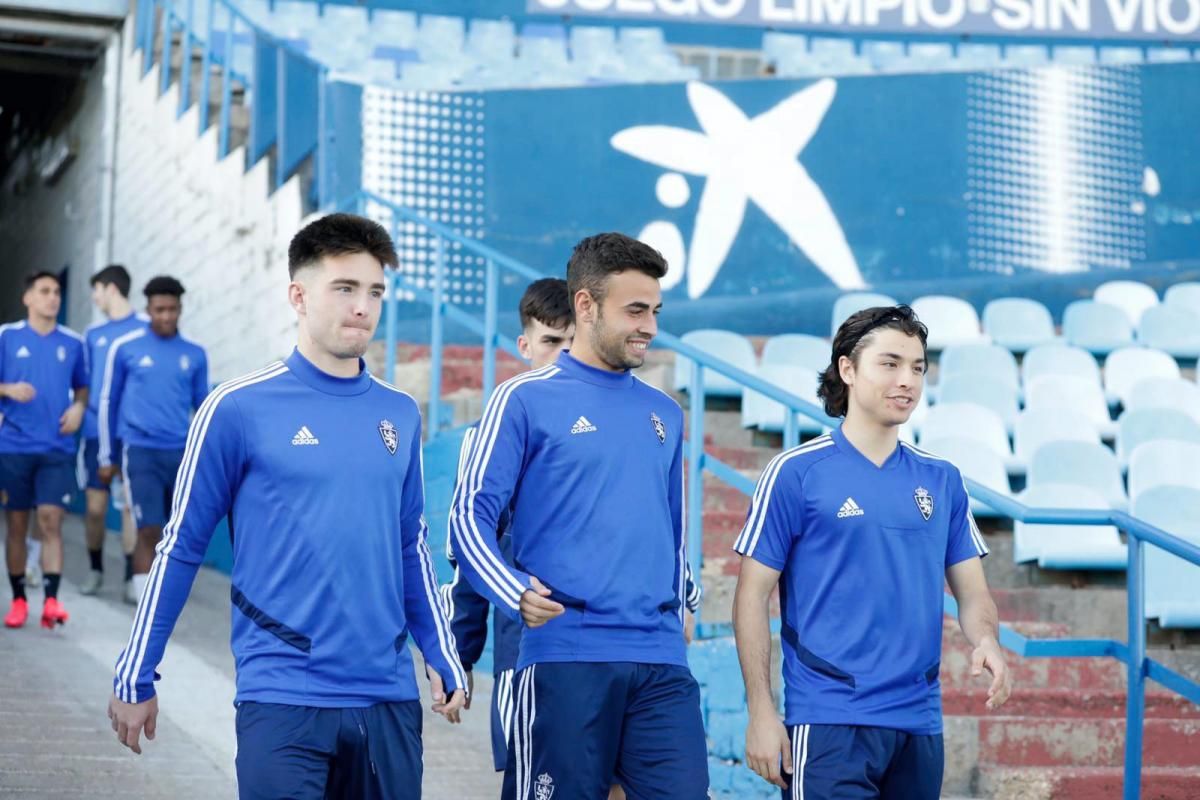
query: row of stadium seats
832 281 1200 356
764 33 1197 78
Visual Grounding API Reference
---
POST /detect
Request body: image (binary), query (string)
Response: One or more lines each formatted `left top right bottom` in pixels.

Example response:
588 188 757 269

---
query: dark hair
143 275 185 299
818 305 929 418
24 271 60 291
566 232 667 307
90 264 132 297
519 278 572 331
288 213 398 278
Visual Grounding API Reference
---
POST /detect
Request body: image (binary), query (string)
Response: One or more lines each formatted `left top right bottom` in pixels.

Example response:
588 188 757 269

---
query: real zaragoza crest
651 412 666 445
535 773 555 800
378 419 398 455
914 486 934 521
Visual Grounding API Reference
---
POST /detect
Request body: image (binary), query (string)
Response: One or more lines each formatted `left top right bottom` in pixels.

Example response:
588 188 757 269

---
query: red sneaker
41 597 68 629
4 598 28 628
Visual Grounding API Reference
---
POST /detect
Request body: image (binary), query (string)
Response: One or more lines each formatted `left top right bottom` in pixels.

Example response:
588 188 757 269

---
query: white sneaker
79 570 104 596
125 575 146 606
24 564 41 590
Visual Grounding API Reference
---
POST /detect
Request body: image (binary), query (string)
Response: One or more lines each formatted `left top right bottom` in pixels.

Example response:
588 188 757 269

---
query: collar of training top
286 348 372 396
555 349 635 389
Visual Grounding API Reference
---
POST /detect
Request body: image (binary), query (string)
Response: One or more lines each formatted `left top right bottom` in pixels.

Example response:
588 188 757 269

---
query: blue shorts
124 446 184 528
0 451 76 510
235 701 423 800
490 668 515 772
502 662 708 800
79 437 122 491
783 724 943 800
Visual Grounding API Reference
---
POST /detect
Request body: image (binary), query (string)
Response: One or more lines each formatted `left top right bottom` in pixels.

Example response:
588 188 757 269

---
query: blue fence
337 188 1200 800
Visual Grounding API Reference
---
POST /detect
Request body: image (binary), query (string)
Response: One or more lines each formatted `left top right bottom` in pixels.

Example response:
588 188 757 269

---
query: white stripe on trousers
791 724 810 800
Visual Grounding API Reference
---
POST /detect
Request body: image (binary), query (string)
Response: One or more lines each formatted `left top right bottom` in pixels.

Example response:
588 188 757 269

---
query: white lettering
576 0 614 11
1103 0 1142 30
1159 0 1200 32
700 0 747 18
919 0 966 26
1050 0 1090 28
532 0 572 9
813 0 862 25
660 0 700 12
865 0 905 23
993 0 1033 28
761 0 797 21
616 0 656 11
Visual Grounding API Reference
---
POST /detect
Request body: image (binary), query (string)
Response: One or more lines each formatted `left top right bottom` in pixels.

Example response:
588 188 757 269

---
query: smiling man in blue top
106 214 466 799
733 305 1012 799
451 233 708 799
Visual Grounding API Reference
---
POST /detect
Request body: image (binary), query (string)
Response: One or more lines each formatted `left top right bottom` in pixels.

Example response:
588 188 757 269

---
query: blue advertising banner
527 0 1200 42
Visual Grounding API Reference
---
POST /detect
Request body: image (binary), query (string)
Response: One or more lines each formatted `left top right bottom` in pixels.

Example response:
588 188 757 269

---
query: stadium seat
910 296 987 349
937 343 1020 394
1116 408 1200 467
908 43 954 69
1137 304 1200 358
918 403 1012 463
1021 343 1101 389
1125 376 1200 426
1062 300 1134 355
1005 44 1049 66
1164 281 1200 316
763 32 808 62
982 298 1057 353
371 10 418 49
1013 408 1101 468
741 365 825 434
1025 375 1115 438
1147 47 1191 62
1128 439 1200 501
915 436 1011 517
1027 441 1128 511
1053 45 1097 64
1094 280 1159 327
1099 47 1143 64
1133 486 1200 628
321 4 368 40
760 334 830 373
830 292 898 335
1014 484 1124 569
956 43 1002 69
673 330 757 398
935 375 1019 433
862 40 906 71
466 19 516 65
1103 346 1180 406
417 15 466 62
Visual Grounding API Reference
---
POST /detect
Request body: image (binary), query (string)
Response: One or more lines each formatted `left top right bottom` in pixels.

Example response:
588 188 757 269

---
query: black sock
124 554 134 582
9 573 25 602
43 573 60 600
88 548 103 572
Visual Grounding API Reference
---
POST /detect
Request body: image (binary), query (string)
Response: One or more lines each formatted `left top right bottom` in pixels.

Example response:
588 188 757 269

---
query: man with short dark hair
79 264 145 600
98 275 208 605
107 214 466 799
451 233 709 799
1 271 88 629
733 305 1011 799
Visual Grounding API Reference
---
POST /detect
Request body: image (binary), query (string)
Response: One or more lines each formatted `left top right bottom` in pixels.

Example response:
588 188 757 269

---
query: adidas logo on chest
570 416 597 435
837 497 865 518
291 426 319 446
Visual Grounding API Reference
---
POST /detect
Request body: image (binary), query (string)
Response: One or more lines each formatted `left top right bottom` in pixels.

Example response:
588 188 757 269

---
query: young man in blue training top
732 305 1012 799
441 277 575 775
0 271 88 629
97 275 209 605
79 264 145 602
451 233 709 800
106 214 466 799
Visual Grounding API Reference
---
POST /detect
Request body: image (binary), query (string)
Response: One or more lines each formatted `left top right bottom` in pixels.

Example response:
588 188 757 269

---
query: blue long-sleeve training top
112 349 466 707
0 322 87 455
98 328 209 465
449 350 697 671
83 312 146 439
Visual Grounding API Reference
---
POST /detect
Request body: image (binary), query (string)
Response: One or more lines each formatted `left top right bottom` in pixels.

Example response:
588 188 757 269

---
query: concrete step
976 717 1199 768
943 687 1199 719
976 766 1200 800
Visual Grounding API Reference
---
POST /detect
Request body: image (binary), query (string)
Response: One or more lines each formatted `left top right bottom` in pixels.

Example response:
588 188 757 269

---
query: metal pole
178 0 195 116
687 361 706 629
159 0 173 95
429 237 446 440
784 410 798 450
142 0 155 75
218 5 234 157
1123 535 1146 800
385 268 398 387
482 258 497 405
198 0 214 132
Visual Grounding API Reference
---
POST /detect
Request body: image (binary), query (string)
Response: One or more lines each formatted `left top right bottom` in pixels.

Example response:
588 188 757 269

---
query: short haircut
818 305 929 418
90 264 132 297
143 275 185 299
288 213 398 278
566 233 667 307
519 278 572 331
24 271 60 291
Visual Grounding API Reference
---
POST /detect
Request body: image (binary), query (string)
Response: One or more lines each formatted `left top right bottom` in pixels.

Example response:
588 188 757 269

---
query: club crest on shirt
179 355 190 371
914 487 934 521
56 346 66 362
651 412 666 444
535 773 555 800
379 419 398 455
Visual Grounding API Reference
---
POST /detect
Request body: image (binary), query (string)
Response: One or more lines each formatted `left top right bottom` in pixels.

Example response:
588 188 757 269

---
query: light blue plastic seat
1063 300 1134 356
761 334 830 373
417 15 466 62
1147 47 1191 63
673 330 757 398
741 365 824 435
1128 440 1200 502
830 292 898 335
1099 47 1143 64
1013 408 1101 469
936 375 1019 433
938 343 1020 394
763 32 808 63
1116 409 1200 468
982 298 1058 354
1053 45 1097 64
911 295 988 350
919 402 1012 463
1137 304 1200 359
1005 44 1049 66
1125 377 1200 426
914 436 1011 518
1027 441 1128 511
371 10 418 48
957 43 1002 69
1025 375 1115 438
1022 344 1101 389
862 40 906 71
1104 346 1180 407
1164 282 1200 317
1094 280 1159 327
1133 486 1200 628
1014 484 1124 569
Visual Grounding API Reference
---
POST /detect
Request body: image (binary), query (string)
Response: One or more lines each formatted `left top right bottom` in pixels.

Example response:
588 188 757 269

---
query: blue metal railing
340 189 1200 798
